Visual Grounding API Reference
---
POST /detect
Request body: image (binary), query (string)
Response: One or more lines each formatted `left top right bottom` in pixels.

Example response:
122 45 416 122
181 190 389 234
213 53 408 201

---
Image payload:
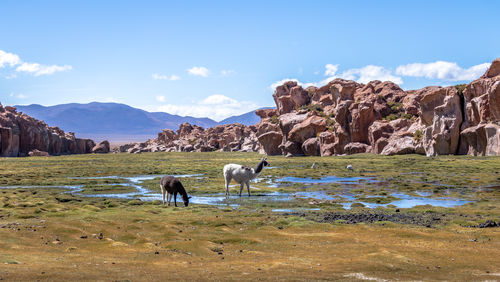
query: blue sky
1 0 499 121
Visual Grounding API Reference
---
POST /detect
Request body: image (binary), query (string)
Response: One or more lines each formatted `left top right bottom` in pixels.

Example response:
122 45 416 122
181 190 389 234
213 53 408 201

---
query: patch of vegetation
270 115 279 124
306 87 316 98
383 101 414 121
299 103 323 113
413 129 423 141
454 84 466 96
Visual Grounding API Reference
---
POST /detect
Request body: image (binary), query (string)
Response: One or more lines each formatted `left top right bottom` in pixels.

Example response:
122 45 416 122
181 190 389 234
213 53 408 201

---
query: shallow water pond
0 173 472 210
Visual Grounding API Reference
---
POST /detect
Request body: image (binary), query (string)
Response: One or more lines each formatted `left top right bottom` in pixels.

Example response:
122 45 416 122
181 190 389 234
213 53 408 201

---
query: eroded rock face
0 104 95 157
120 122 261 154
92 140 110 154
257 57 500 156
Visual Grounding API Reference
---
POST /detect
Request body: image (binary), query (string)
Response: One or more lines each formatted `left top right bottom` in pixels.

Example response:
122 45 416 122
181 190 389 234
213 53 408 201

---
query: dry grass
0 152 499 280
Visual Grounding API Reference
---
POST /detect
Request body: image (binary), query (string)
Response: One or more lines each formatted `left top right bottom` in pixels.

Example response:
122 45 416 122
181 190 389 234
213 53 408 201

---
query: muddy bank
282 211 498 228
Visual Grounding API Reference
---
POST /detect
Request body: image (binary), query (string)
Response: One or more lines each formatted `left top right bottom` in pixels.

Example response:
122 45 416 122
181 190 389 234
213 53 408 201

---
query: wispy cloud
324 64 339 76
156 95 166 102
156 94 259 121
220 69 236 76
0 49 72 77
395 61 490 81
9 92 27 99
152 73 181 80
188 66 209 77
16 63 72 76
340 65 403 84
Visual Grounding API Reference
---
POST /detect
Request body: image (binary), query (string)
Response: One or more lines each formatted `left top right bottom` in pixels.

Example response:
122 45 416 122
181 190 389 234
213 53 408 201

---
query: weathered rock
460 124 500 156
122 122 261 154
319 131 335 156
280 140 303 156
381 135 417 156
344 142 370 154
257 131 282 155
0 105 95 157
28 149 49 157
288 115 327 144
92 140 110 154
302 137 320 156
483 58 500 78
421 87 462 157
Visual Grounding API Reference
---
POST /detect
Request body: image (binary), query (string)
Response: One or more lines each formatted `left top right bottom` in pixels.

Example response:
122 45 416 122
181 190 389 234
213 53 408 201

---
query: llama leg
167 193 172 206
225 176 231 198
174 192 178 207
239 183 244 197
246 181 251 197
160 185 166 205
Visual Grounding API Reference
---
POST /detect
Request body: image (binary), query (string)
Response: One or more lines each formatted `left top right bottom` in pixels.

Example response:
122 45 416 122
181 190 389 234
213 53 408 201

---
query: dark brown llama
160 176 191 207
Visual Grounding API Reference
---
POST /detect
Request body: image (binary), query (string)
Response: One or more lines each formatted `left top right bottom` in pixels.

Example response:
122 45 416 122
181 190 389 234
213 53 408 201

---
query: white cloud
339 65 403 84
395 61 490 81
16 63 72 76
156 94 259 121
156 95 166 102
270 64 402 91
0 49 72 77
170 74 181 81
0 50 21 67
152 73 181 80
324 64 339 76
188 66 209 77
152 73 169 80
220 69 236 76
9 92 27 99
271 60 491 92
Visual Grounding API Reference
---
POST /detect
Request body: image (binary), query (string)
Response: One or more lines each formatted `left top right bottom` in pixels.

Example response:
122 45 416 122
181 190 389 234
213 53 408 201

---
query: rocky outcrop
92 140 110 154
119 122 261 153
257 57 500 157
0 104 95 157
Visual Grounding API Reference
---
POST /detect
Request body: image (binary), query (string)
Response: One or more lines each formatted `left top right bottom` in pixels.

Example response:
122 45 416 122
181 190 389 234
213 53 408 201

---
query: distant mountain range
14 102 269 142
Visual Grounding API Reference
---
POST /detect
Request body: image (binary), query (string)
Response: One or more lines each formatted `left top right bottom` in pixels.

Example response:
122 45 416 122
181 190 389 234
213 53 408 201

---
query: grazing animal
223 157 269 198
160 176 191 207
311 162 317 169
346 164 354 171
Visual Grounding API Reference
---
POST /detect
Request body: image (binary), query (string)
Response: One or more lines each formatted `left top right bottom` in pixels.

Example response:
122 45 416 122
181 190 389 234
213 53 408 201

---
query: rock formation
0 105 95 157
257 57 500 157
119 122 261 153
92 140 110 154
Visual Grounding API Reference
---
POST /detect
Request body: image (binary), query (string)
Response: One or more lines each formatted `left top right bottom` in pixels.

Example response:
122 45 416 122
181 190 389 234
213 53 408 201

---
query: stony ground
0 152 499 281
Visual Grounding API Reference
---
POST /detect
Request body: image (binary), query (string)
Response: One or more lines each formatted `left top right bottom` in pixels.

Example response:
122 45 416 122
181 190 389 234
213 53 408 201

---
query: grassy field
0 152 499 281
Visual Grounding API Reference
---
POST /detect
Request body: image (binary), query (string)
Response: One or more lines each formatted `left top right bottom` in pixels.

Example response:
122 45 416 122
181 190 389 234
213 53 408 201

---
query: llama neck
254 161 265 174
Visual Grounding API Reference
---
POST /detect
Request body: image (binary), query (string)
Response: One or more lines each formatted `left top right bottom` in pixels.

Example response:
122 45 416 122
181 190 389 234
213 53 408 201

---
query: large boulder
381 135 417 156
421 87 462 156
288 115 327 144
461 124 500 156
28 149 50 157
92 140 110 154
319 131 336 156
302 137 320 156
257 131 283 155
344 142 370 154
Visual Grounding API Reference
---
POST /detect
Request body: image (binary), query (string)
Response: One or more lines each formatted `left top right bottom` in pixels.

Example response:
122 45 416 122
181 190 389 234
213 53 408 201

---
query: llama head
183 195 192 207
261 157 270 167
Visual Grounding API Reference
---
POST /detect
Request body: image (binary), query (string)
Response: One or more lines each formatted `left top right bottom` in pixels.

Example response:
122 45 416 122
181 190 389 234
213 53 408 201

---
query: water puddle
0 173 471 210
274 176 377 185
